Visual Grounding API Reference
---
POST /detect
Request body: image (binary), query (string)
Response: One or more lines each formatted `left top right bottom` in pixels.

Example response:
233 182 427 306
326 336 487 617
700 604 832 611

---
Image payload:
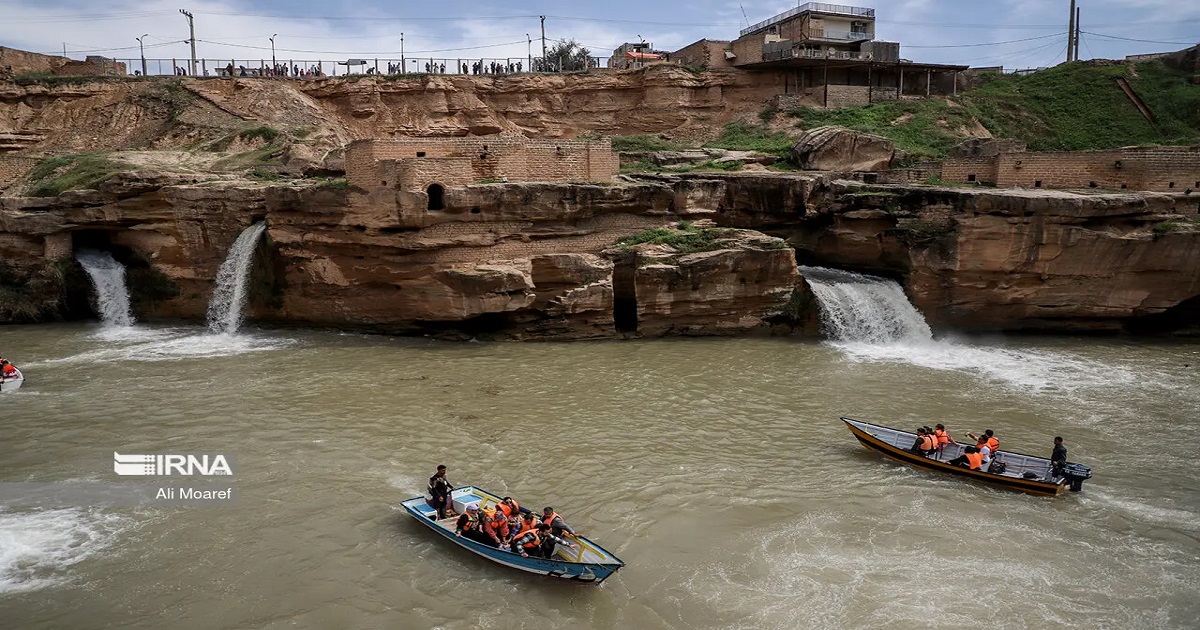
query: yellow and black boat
842 417 1092 497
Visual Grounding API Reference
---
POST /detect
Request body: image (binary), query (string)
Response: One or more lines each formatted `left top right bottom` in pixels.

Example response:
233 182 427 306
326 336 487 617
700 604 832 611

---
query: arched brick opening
427 183 445 211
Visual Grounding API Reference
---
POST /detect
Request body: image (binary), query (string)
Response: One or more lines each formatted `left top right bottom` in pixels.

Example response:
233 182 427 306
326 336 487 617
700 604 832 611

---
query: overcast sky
1 0 1196 74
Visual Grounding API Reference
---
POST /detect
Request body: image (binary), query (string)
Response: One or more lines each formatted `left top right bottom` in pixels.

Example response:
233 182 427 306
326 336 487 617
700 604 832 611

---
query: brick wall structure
942 146 1200 191
346 137 619 191
672 40 733 69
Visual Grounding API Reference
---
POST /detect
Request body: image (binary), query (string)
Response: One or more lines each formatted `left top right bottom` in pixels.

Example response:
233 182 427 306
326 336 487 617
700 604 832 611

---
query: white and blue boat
0 366 23 393
400 485 625 584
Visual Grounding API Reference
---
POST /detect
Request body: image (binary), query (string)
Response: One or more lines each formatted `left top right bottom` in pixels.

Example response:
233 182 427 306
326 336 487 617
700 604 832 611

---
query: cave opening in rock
427 183 445 211
1127 293 1200 335
613 254 638 333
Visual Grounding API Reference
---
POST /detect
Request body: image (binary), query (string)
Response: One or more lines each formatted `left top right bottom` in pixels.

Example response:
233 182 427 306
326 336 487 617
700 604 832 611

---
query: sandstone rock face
791 126 895 172
630 231 799 337
792 183 1200 333
3 164 1199 337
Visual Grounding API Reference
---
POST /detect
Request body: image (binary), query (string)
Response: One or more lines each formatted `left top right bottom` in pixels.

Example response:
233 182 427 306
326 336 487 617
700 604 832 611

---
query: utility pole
400 32 405 74
180 9 197 76
527 33 532 71
540 16 547 68
137 34 148 77
1075 6 1082 61
270 34 277 68
1067 0 1076 62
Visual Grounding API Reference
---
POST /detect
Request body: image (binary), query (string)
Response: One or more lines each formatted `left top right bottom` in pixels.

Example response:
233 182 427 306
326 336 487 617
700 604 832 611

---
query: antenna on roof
739 3 750 28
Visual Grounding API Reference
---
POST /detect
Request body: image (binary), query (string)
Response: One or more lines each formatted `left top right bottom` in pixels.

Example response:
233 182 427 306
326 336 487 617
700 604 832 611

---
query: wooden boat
0 366 23 393
842 417 1092 496
400 485 625 584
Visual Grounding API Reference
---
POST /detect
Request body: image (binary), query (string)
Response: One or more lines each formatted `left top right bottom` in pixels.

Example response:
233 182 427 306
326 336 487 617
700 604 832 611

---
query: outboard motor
1061 463 1092 492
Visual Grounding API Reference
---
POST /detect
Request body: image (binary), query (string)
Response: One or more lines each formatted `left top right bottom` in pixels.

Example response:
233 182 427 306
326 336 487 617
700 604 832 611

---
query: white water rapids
799 266 1138 394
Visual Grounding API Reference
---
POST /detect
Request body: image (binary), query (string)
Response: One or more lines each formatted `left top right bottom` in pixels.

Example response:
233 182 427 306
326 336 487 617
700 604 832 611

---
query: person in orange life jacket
497 496 526 525
947 446 984 470
513 512 539 539
455 505 489 544
933 424 957 454
541 507 576 538
966 429 999 456
0 359 16 378
479 507 509 548
511 523 575 558
910 428 936 456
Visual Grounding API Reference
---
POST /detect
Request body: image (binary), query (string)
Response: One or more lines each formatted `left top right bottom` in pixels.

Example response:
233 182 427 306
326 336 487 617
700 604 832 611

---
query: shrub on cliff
617 222 738 255
26 153 128 197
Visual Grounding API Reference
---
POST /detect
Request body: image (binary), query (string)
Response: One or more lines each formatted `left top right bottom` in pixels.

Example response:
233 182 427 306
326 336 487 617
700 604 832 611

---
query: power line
904 32 1065 49
1081 31 1199 45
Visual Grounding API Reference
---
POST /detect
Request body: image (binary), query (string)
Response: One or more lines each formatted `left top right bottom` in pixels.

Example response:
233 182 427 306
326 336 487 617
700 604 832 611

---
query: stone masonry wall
941 157 999 185
942 146 1200 191
346 137 618 189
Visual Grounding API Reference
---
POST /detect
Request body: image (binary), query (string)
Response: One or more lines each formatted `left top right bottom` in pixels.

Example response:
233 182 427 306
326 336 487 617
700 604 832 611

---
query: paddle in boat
400 485 625 584
0 363 23 393
842 417 1092 496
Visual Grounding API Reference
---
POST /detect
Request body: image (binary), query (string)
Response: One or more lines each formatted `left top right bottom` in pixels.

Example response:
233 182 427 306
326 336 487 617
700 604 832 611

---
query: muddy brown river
1 323 1198 629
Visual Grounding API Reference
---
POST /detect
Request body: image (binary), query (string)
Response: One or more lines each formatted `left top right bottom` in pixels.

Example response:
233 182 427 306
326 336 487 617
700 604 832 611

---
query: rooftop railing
741 3 875 37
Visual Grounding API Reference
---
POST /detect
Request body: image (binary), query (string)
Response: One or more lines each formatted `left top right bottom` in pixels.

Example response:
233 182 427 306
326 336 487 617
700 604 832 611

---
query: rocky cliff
4 170 1197 337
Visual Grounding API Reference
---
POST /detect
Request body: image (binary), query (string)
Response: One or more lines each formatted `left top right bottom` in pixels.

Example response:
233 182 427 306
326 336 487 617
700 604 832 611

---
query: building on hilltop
608 42 667 70
672 3 967 107
345 136 619 206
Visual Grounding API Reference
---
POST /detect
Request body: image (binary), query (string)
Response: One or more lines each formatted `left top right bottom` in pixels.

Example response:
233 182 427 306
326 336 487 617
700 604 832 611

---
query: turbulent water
1 316 1198 626
205 222 267 335
75 250 135 329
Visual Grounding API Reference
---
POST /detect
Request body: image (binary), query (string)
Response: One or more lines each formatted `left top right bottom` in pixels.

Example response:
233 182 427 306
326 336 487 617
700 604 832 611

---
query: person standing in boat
1051 437 1068 478
429 465 455 519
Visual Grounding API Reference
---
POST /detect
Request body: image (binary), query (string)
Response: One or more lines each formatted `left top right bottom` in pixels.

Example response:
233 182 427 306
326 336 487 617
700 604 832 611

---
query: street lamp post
400 32 405 74
136 34 148 77
526 34 532 71
270 34 277 69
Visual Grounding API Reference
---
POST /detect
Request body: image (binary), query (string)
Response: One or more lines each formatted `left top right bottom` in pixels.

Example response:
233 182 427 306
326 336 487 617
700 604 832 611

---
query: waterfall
206 222 267 335
76 250 135 328
799 266 932 344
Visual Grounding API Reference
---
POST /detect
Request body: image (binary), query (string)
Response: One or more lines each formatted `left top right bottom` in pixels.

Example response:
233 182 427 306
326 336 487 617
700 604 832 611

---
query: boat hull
842 417 1069 496
400 486 624 584
0 367 23 392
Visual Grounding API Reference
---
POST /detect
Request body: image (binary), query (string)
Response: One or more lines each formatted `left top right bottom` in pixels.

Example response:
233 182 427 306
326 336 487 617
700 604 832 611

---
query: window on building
427 183 445 211
967 174 976 182
1034 180 1042 188
417 151 426 157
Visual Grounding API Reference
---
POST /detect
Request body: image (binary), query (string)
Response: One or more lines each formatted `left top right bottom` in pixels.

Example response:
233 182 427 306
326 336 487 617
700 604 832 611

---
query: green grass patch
703 122 795 158
964 61 1200 151
620 159 747 174
783 60 1200 158
26 153 128 197
617 221 738 255
610 135 686 153
313 177 349 191
1152 218 1199 235
212 143 285 172
789 99 977 159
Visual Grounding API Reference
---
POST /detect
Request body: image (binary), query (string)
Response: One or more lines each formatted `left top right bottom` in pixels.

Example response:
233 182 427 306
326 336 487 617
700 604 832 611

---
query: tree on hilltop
542 39 593 72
